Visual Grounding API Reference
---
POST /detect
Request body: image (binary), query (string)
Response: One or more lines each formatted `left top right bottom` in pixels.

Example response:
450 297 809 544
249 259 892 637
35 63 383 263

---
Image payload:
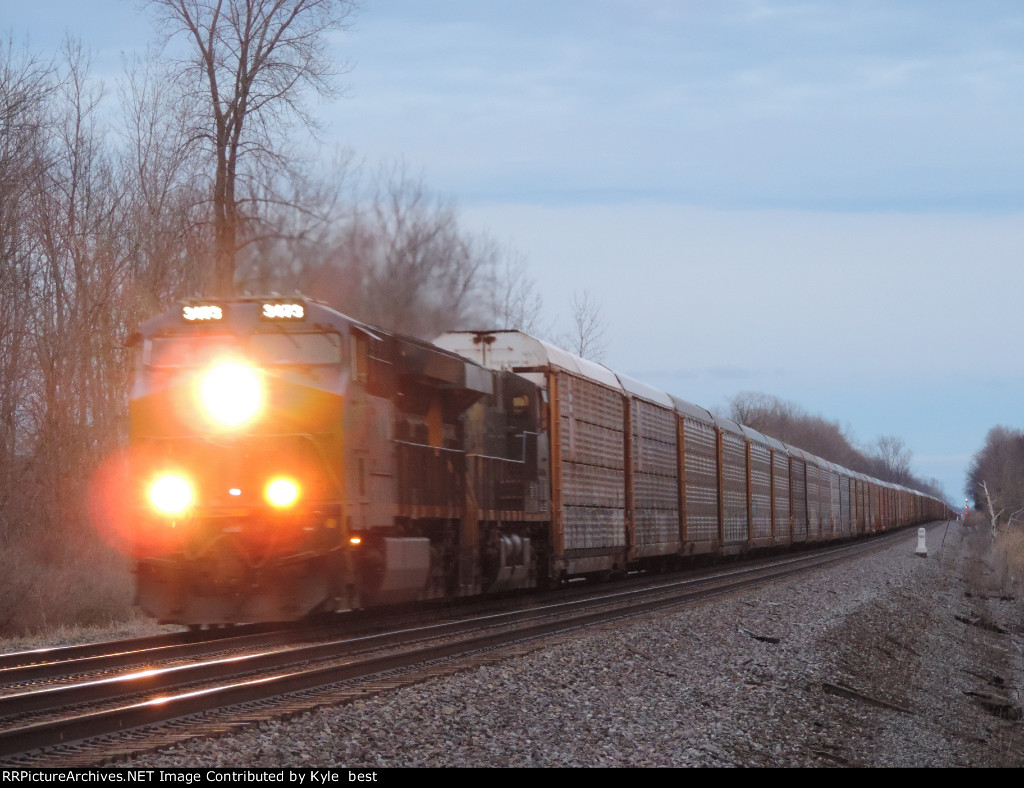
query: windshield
250 332 343 365
147 332 343 368
147 335 240 368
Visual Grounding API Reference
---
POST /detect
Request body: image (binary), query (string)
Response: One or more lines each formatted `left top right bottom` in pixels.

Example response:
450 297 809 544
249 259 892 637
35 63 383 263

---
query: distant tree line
727 392 946 501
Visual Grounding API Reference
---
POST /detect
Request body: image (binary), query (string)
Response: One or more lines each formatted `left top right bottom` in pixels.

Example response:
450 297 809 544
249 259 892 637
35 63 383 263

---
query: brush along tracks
0 527 924 766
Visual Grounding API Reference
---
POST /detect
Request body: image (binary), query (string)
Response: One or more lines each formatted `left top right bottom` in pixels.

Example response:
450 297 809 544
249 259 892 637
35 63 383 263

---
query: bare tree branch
558 289 608 361
145 0 355 294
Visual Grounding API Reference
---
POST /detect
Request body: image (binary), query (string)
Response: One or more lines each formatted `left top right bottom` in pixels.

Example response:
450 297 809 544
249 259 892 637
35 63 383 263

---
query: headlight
265 477 300 509
148 473 194 516
197 359 263 429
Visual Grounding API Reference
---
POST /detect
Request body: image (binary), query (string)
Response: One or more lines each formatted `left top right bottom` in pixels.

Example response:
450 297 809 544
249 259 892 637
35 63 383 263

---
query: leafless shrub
0 529 135 635
555 289 608 361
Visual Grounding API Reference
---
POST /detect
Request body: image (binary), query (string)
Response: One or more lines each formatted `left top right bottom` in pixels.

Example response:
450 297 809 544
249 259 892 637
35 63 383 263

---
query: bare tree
145 0 356 294
487 248 544 334
0 38 52 542
236 164 501 339
118 49 210 316
873 434 913 485
560 289 608 361
27 40 132 526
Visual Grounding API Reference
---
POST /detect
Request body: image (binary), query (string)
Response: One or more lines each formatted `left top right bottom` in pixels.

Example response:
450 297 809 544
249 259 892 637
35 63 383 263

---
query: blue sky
7 0 1024 503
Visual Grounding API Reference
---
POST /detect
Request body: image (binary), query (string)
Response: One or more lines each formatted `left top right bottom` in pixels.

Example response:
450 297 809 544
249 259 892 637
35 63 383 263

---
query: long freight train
118 295 950 625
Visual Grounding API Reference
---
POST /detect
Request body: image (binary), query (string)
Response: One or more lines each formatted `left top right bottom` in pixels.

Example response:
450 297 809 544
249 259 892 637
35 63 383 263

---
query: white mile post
915 527 928 557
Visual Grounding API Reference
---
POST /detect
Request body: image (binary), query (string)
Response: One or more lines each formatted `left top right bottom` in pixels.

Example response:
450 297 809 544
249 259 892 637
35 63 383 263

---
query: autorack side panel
618 374 679 558
838 469 852 536
855 474 868 535
813 455 833 541
740 426 772 546
820 458 837 540
850 473 860 534
850 474 861 535
798 449 822 542
866 475 876 532
786 443 808 542
764 435 791 546
825 461 841 539
867 478 879 532
557 370 627 554
715 416 749 548
672 396 719 553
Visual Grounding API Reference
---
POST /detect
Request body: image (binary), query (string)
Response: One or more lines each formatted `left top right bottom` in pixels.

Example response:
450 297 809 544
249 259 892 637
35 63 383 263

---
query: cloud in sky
337 0 1024 210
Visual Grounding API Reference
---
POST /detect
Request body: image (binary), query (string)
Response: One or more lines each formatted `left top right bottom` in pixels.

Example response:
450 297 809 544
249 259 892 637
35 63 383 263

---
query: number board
260 301 306 321
181 303 223 322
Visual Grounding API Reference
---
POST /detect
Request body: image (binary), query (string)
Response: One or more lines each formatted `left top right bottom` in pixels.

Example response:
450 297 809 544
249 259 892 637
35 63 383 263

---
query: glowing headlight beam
197 359 263 429
265 477 300 509
148 474 194 516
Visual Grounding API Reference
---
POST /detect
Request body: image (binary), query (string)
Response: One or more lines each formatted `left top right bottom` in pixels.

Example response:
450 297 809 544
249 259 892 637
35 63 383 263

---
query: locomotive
121 295 949 626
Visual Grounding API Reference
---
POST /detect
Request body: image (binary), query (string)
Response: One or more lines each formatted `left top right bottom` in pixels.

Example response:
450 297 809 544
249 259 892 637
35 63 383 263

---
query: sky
6 0 1024 504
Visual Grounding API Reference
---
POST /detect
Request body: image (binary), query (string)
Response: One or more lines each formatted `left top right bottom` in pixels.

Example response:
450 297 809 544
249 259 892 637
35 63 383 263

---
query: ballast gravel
124 521 1023 768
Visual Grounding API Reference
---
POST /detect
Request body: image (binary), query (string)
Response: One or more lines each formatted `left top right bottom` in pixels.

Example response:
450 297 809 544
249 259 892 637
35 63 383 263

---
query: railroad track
0 525 935 767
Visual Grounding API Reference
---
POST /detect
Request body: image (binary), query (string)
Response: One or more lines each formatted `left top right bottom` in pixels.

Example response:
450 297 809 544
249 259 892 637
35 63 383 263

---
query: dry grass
0 525 148 640
959 512 1023 598
996 526 1024 595
0 613 177 654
